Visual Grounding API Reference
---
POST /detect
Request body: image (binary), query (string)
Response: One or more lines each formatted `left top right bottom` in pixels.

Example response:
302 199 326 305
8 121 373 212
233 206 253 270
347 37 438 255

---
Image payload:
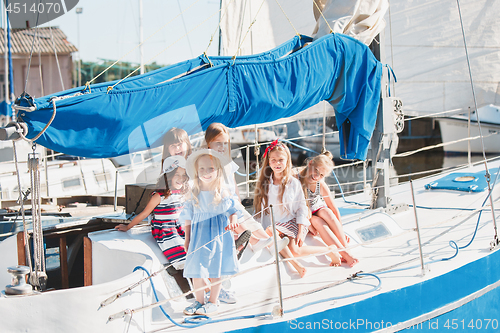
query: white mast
139 0 144 75
76 7 83 87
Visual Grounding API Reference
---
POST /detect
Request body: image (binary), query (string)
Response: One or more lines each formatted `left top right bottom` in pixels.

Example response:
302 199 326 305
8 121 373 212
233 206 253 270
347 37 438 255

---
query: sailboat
0 1 499 332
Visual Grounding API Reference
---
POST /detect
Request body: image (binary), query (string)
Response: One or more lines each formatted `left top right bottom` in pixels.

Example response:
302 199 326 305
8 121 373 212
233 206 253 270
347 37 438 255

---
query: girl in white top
205 123 278 253
253 140 340 277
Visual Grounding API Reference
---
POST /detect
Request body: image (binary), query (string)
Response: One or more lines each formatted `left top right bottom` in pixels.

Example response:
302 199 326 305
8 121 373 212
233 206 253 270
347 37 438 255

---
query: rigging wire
235 0 249 56
177 0 194 58
273 0 301 38
312 0 334 34
231 0 266 62
456 0 498 241
204 0 235 55
48 27 65 91
88 0 204 88
22 0 41 94
108 6 221 91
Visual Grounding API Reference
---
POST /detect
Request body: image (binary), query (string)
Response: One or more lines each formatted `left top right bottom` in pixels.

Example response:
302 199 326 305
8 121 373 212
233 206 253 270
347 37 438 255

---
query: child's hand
184 239 189 252
115 224 129 232
296 224 307 247
225 221 239 231
225 213 239 231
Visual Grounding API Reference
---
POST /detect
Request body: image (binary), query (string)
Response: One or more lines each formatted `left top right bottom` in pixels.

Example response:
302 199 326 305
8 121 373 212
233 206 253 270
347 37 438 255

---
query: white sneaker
195 301 218 315
218 288 237 304
268 237 289 254
205 288 237 304
251 238 273 253
183 301 203 315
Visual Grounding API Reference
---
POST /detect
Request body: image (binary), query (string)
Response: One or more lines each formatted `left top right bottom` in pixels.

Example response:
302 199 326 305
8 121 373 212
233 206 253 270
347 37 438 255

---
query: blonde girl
115 156 189 269
205 123 282 255
254 140 341 278
180 149 239 316
296 152 358 267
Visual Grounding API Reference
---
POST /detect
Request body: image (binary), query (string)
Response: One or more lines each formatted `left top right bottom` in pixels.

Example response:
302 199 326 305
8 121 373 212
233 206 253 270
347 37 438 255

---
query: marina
0 0 499 332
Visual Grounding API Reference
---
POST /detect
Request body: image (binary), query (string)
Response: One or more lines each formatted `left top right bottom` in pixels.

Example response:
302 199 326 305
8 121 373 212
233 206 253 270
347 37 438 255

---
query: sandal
235 230 251 260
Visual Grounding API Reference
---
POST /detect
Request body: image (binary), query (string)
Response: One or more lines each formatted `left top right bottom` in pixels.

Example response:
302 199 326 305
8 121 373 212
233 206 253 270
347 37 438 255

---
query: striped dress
151 190 186 266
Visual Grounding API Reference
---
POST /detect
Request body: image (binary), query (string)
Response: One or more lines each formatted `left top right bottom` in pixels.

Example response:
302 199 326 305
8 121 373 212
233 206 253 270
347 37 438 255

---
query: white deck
0 157 499 332
93 158 500 332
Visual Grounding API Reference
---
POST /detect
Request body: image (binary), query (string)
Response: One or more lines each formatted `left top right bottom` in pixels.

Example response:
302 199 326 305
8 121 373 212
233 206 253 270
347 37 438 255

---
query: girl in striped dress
115 155 189 269
253 140 341 278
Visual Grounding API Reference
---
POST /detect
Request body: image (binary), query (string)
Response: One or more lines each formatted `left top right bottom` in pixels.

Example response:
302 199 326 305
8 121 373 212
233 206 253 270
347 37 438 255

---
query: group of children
115 123 358 316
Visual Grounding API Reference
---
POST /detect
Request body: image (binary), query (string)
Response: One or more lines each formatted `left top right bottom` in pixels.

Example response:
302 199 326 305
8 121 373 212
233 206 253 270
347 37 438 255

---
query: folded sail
19 33 381 160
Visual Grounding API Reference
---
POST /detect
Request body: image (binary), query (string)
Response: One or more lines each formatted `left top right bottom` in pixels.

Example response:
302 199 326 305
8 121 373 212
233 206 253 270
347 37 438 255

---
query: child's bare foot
297 266 307 278
329 252 341 267
341 251 359 267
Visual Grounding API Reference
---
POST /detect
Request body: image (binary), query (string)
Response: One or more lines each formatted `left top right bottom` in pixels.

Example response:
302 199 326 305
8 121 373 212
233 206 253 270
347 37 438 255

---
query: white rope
404 108 463 121
393 131 499 159
28 150 46 289
12 141 33 274
17 97 59 143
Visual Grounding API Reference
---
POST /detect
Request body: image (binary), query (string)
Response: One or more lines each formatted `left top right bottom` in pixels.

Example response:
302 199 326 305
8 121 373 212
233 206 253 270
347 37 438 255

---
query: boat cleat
490 235 500 251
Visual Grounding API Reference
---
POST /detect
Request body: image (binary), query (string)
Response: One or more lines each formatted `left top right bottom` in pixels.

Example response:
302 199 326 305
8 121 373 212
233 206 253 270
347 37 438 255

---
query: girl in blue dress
180 149 239 316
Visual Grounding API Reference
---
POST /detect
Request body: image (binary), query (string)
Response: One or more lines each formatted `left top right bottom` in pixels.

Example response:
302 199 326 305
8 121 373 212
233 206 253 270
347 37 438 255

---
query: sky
37 0 222 67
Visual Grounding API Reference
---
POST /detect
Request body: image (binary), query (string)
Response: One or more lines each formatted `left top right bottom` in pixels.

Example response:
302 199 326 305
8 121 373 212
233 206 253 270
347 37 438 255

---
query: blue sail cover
18 33 382 159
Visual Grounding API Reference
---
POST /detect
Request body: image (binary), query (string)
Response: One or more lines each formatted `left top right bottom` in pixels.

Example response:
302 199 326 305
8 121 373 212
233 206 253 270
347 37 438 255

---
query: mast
368 29 400 209
139 0 144 75
76 7 83 87
218 0 222 56
3 2 9 123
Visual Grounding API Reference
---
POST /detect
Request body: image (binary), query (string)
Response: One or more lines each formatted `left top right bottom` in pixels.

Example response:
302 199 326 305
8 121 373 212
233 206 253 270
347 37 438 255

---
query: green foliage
73 60 165 87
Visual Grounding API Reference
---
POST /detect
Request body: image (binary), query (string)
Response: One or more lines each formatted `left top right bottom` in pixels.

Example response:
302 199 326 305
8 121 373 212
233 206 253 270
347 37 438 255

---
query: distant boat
0 157 121 201
437 104 500 154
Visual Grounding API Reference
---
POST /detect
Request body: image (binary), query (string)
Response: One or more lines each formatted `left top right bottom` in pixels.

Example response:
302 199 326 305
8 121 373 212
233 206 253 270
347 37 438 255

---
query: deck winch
4 265 33 295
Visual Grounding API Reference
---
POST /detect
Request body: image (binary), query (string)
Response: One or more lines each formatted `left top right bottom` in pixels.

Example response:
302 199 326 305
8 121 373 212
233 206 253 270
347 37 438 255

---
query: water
234 151 500 202
328 152 500 199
